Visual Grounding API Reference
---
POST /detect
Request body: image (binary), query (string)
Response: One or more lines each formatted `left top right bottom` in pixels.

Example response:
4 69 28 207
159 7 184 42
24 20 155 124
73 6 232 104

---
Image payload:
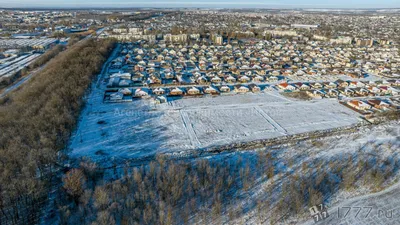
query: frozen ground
302 182 400 225
222 121 400 225
68 89 361 163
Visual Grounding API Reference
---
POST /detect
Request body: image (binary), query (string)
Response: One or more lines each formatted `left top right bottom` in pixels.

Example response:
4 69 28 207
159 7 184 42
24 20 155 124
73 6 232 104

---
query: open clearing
69 91 361 162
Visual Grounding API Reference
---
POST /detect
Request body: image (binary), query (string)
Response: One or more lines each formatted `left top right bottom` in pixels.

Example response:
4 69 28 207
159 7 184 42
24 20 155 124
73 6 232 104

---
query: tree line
0 38 115 224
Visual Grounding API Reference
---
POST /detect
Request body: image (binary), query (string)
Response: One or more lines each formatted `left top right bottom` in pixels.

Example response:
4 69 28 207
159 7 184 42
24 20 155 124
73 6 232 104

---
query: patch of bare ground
281 91 313 100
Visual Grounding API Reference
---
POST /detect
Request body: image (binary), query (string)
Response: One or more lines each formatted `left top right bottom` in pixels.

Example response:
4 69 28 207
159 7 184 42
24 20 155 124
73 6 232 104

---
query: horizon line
1 6 400 10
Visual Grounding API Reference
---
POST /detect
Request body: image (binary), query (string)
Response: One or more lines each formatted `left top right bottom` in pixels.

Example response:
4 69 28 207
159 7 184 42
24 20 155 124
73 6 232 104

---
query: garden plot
69 92 362 162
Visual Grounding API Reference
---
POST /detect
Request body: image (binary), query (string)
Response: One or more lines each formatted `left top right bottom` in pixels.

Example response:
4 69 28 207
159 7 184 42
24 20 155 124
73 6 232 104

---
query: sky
1 0 399 9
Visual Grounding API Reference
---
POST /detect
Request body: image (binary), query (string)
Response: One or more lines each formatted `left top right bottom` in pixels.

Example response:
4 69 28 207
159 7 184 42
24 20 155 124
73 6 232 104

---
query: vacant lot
69 91 361 162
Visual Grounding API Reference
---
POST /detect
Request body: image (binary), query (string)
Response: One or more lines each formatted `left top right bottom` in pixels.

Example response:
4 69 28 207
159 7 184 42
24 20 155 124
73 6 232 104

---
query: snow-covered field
68 90 361 162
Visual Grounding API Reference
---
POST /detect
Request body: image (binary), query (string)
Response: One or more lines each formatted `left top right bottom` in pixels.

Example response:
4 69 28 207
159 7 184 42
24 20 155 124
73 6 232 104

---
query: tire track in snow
265 90 293 102
179 110 201 148
254 106 288 135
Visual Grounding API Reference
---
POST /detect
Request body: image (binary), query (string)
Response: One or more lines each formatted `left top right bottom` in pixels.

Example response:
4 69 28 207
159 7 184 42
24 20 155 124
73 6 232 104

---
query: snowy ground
302 182 400 225
222 121 400 225
69 88 361 163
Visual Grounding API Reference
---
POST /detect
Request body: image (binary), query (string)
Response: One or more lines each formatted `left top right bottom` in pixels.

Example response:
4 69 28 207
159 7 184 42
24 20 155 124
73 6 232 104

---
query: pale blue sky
1 0 399 8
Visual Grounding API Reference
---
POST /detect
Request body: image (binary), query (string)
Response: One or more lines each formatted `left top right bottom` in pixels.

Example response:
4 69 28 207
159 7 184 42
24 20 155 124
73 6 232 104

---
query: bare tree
63 169 86 204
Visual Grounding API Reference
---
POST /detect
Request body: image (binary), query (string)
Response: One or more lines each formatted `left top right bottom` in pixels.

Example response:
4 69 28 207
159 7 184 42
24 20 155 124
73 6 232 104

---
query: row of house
105 76 400 101
346 99 397 112
106 42 399 89
276 79 400 98
107 65 368 88
116 40 399 75
104 83 275 102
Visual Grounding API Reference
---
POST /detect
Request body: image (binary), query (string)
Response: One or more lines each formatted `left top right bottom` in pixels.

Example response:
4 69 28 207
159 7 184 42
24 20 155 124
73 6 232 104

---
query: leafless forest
0 39 115 224
58 144 399 225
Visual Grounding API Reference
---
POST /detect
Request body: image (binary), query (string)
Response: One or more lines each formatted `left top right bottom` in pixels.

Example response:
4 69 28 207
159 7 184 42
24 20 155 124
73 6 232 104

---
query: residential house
225 75 237 83
148 75 162 84
110 72 131 80
211 76 222 83
109 92 124 101
367 86 381 95
152 87 166 95
348 72 362 79
295 82 311 90
354 88 370 96
118 79 132 87
268 76 279 82
219 85 231 93
118 88 132 95
164 72 175 79
367 100 390 110
196 76 208 85
170 87 184 96
239 75 251 83
379 86 391 95
389 87 399 96
348 100 371 110
248 84 261 92
187 87 201 95
296 70 305 76
203 86 219 94
271 70 280 76
339 88 355 97
154 96 167 104
253 75 264 82
336 79 349 88
326 89 339 97
282 70 293 76
255 70 266 75
306 90 324 99
134 88 149 97
234 85 249 93
324 82 337 89
277 83 296 91
310 82 323 89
